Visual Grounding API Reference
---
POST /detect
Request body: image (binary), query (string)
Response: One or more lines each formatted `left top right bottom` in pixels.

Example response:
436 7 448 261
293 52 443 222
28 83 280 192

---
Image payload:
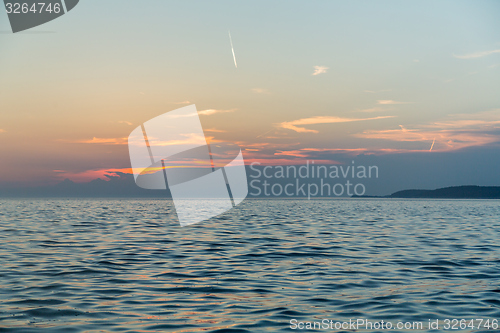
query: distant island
389 185 500 199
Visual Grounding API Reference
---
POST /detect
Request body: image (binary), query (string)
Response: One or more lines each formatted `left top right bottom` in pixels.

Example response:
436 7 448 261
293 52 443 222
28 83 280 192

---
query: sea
1 198 500 332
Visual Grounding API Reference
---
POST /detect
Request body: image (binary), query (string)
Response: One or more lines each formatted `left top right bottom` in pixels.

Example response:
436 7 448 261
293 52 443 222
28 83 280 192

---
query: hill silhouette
389 185 500 199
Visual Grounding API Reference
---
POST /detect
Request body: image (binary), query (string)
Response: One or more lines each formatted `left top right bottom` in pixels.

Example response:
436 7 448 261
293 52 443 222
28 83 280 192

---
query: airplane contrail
429 138 436 151
256 128 273 138
228 31 237 68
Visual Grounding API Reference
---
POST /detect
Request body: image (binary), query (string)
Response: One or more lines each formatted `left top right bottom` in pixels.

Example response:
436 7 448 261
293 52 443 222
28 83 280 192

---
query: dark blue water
1 199 500 332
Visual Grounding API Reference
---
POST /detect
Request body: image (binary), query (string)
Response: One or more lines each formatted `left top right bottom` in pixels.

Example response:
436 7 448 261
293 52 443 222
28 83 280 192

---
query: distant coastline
343 185 500 199
387 185 500 199
1 174 499 200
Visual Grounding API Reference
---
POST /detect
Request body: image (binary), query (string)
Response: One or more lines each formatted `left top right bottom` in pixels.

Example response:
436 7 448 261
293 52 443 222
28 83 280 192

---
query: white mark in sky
229 31 237 68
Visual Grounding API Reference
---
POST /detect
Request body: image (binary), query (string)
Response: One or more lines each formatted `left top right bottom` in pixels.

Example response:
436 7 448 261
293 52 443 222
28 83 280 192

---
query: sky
1 0 499 194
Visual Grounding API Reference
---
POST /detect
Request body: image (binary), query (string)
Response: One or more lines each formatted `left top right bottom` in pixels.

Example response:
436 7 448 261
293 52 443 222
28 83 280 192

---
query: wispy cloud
429 110 500 129
378 100 412 105
355 109 500 151
165 108 236 119
147 133 209 147
312 66 329 76
53 168 134 183
174 100 191 105
273 147 410 158
0 129 5 133
118 121 133 126
454 49 500 59
356 127 497 151
204 128 226 133
198 109 236 116
76 137 128 145
252 88 270 94
357 107 388 113
278 115 395 133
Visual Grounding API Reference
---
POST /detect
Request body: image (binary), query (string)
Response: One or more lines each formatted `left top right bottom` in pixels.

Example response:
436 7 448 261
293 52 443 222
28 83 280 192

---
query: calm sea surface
1 199 500 332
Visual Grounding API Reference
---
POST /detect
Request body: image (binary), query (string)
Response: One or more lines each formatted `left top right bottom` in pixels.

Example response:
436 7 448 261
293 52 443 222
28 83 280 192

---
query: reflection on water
1 199 500 332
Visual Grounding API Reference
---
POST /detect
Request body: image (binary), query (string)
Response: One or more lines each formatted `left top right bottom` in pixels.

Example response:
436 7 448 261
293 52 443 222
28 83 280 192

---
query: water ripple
1 199 500 332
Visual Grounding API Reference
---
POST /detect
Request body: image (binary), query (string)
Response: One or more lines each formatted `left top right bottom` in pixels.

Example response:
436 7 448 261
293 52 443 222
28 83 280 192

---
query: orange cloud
204 128 226 133
358 128 498 151
198 109 236 116
355 109 500 151
273 147 415 158
278 115 395 133
77 137 128 145
377 100 412 105
243 157 340 166
77 133 215 147
147 133 210 147
234 141 301 150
